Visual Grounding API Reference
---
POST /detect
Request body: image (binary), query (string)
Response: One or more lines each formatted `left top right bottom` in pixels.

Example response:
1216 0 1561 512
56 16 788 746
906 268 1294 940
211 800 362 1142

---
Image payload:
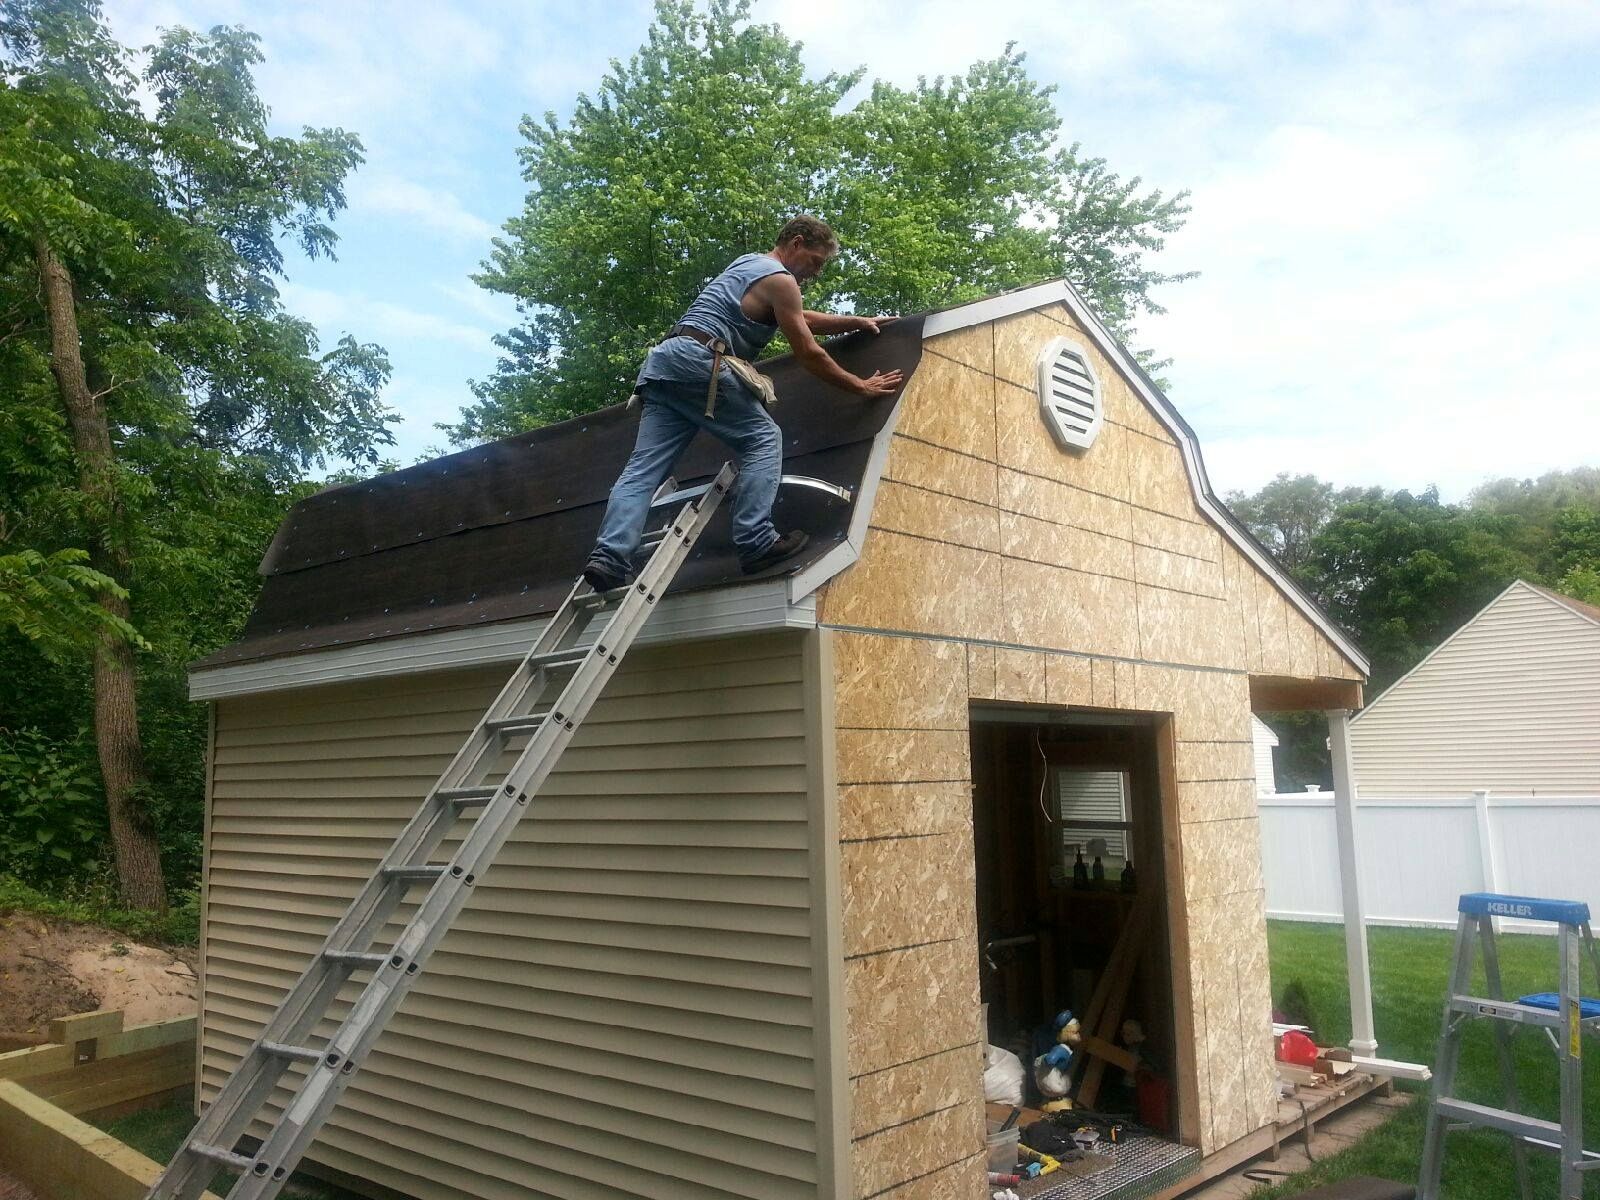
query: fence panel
1259 792 1600 934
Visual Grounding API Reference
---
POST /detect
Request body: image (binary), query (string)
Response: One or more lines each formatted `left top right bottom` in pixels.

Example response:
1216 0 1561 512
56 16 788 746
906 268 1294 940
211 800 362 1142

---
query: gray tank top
637 254 792 387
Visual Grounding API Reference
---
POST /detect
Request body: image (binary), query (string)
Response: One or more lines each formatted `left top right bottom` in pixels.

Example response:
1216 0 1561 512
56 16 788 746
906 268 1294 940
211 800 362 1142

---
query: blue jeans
587 376 782 577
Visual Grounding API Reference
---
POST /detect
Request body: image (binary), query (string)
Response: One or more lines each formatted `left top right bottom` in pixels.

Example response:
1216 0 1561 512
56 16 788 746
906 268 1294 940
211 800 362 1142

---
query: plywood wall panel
891 351 996 461
845 941 981 1077
1176 778 1258 824
1133 507 1222 562
993 648 1047 704
883 435 998 507
995 379 1133 500
1135 544 1226 599
1001 559 1140 659
998 467 1134 541
870 478 1000 553
1045 654 1094 706
852 1100 984 1200
1174 740 1256 784
1137 585 1244 671
822 528 1002 642
1001 510 1135 578
832 633 966 730
850 1046 980 1139
839 782 972 843
836 728 970 786
966 643 997 699
1127 431 1198 518
842 830 976 958
1179 817 1264 903
923 325 994 375
992 308 1080 389
863 1153 985 1200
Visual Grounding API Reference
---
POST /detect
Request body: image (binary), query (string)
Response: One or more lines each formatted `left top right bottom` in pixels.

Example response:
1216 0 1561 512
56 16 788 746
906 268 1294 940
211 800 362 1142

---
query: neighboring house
189 279 1369 1200
1349 580 1600 796
1251 715 1280 795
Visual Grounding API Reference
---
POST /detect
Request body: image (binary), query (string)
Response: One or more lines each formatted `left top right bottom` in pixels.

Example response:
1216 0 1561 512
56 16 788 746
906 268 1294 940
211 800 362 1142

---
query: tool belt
667 325 777 417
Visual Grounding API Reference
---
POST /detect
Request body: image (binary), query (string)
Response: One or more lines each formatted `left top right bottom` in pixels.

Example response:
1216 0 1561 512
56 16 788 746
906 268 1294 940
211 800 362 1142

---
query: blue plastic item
1457 892 1590 926
1518 992 1600 1019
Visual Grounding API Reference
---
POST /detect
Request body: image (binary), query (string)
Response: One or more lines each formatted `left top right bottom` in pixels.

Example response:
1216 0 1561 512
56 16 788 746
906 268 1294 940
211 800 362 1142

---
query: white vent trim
1036 336 1103 450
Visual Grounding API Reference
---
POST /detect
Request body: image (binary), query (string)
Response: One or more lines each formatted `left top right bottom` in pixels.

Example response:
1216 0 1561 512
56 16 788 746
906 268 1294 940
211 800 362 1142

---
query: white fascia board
190 580 813 701
923 279 1371 677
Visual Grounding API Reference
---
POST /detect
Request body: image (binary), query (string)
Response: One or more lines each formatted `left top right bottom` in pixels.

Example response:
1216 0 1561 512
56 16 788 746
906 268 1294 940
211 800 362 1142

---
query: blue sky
101 0 1600 499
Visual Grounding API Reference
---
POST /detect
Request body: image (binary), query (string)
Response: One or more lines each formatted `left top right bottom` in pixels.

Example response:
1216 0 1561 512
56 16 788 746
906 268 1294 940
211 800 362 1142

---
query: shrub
0 727 106 885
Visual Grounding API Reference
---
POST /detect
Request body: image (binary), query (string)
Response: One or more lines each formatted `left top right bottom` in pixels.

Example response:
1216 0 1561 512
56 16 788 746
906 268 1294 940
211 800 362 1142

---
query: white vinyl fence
1260 791 1600 935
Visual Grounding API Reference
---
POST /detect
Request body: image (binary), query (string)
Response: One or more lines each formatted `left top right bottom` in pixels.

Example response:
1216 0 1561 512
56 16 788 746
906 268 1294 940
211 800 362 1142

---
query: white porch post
1327 708 1378 1056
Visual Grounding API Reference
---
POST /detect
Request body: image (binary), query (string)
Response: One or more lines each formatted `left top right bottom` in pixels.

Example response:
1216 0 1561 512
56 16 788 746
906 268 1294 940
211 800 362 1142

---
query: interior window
1056 767 1132 868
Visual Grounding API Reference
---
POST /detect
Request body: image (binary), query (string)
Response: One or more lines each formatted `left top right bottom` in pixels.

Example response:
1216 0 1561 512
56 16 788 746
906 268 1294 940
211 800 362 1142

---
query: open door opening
972 705 1186 1157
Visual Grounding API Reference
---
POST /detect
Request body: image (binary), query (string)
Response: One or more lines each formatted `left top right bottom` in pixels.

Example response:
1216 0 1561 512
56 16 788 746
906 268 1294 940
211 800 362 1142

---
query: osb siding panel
819 303 1367 1172
203 633 824 1200
852 1101 985 1199
1349 582 1600 795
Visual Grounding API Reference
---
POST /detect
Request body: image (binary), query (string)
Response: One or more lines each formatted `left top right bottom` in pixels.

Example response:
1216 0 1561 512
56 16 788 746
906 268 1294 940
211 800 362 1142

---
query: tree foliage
454 0 1191 440
1232 469 1600 787
0 0 392 906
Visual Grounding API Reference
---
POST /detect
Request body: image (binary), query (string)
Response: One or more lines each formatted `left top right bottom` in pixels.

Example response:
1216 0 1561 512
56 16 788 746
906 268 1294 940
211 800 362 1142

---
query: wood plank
0 1079 225 1200
47 1009 124 1046
25 1043 192 1116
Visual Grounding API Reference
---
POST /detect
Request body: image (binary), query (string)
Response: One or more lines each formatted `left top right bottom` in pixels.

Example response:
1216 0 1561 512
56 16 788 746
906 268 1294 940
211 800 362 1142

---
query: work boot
581 561 628 593
741 530 809 575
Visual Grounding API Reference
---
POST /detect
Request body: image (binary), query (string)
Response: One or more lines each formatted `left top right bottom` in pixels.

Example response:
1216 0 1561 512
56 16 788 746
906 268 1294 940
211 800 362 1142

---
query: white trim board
190 581 813 701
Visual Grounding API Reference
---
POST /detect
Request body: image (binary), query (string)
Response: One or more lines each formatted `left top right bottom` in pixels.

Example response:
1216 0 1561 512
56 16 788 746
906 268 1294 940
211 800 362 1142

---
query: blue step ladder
1418 893 1600 1200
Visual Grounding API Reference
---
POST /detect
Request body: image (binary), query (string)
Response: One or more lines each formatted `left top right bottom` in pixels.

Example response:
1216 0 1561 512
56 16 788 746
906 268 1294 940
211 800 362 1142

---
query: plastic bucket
985 1123 1020 1174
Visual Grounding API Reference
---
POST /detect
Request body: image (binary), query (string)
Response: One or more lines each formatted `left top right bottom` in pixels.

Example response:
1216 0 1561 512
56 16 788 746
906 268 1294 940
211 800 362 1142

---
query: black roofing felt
196 316 926 669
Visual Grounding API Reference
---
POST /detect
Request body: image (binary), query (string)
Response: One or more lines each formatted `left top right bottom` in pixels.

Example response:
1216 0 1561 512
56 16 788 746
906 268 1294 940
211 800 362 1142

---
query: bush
0 874 200 947
0 727 107 885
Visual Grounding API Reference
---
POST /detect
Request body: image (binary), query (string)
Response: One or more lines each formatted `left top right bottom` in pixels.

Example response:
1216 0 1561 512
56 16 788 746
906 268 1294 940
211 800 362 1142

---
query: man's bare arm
758 275 902 397
803 311 897 336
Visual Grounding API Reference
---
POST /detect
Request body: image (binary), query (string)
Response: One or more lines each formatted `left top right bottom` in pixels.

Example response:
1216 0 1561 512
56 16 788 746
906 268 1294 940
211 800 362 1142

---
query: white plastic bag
983 1044 1025 1106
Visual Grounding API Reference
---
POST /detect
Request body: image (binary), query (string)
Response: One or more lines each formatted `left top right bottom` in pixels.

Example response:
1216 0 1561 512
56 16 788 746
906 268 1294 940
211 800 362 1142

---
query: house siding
1350 582 1600 796
820 303 1363 1184
201 631 837 1200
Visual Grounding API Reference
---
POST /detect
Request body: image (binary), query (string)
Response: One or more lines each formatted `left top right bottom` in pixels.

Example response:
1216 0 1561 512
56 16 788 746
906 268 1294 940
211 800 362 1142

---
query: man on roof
581 215 903 593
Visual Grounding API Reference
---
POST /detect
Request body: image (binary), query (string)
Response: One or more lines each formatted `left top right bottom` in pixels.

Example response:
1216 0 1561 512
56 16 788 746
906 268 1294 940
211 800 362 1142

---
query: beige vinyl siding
1350 582 1600 796
201 630 831 1200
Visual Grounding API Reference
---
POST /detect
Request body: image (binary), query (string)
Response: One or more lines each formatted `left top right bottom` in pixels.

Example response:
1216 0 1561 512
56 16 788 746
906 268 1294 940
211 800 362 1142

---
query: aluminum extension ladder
144 463 738 1200
1418 892 1600 1200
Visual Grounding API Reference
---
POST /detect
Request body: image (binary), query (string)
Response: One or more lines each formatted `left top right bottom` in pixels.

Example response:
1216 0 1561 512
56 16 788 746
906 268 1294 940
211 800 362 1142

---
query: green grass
0 874 199 947
1259 920 1600 1198
96 1102 363 1199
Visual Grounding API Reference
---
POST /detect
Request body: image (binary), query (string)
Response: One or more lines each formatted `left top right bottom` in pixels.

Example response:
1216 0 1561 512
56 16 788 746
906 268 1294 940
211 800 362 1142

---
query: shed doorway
971 706 1180 1140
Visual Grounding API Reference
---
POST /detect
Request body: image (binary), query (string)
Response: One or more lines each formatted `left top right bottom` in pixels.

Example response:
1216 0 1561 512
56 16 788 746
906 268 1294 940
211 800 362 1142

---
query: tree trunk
34 234 167 913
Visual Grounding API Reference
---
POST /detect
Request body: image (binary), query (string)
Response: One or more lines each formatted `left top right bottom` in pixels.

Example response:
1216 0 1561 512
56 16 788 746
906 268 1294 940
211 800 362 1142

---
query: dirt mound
0 911 198 1038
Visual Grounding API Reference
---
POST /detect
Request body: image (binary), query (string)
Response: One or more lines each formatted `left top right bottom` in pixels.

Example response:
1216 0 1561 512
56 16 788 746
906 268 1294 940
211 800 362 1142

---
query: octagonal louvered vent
1036 337 1103 451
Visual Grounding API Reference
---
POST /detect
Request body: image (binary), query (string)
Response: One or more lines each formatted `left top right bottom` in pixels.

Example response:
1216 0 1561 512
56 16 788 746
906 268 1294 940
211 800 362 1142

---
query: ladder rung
323 950 388 968
576 587 627 609
1449 995 1563 1028
437 785 498 806
260 1040 322 1064
188 1141 255 1172
529 646 590 669
1434 1097 1562 1142
381 865 448 883
639 525 674 548
484 713 550 738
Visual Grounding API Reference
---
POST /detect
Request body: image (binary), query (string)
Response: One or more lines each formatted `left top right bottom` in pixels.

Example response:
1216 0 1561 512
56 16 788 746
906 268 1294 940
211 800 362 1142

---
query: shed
189 280 1370 1200
1250 716 1280 795
1348 580 1600 796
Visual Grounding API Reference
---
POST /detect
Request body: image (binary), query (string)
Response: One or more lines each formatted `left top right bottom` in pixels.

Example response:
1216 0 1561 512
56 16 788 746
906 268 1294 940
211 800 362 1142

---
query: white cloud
280 283 495 354
347 174 499 243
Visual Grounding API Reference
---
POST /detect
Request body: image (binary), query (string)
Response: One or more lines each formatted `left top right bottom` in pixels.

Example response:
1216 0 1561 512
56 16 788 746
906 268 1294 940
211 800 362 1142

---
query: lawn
95 1103 364 1200
1258 919 1600 1199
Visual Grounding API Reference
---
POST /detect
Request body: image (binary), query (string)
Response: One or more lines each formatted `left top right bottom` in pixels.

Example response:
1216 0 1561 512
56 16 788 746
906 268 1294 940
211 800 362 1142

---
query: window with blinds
1056 768 1132 866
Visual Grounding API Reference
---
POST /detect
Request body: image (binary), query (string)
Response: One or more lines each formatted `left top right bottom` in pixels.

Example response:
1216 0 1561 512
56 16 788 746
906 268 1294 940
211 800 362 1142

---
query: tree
1304 487 1530 693
0 547 145 659
454 0 1191 441
1 0 393 909
1225 473 1354 577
